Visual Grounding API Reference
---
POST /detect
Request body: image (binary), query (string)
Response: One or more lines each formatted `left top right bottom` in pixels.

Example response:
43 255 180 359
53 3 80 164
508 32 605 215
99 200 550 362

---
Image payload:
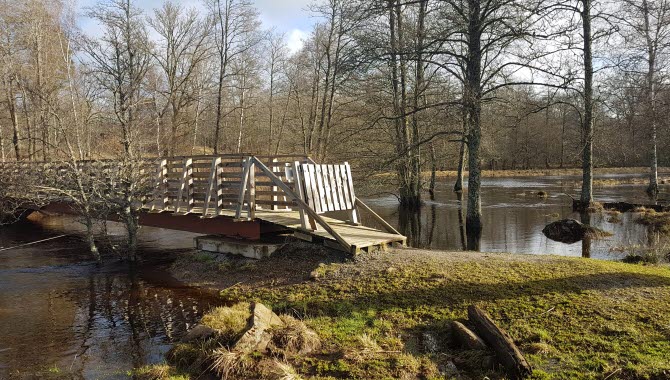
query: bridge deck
151 207 406 253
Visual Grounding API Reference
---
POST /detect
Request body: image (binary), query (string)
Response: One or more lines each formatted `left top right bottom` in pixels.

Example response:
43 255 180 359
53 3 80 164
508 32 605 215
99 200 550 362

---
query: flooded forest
1 0 670 379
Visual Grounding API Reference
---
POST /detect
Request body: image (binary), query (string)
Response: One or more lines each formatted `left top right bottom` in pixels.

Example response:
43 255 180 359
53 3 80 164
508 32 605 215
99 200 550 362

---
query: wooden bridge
0 155 406 254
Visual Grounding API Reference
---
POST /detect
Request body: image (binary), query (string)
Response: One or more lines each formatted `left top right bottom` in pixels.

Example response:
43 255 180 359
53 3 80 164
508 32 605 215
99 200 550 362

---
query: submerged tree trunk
464 0 484 237
642 0 659 197
388 0 420 209
85 217 101 263
580 0 594 207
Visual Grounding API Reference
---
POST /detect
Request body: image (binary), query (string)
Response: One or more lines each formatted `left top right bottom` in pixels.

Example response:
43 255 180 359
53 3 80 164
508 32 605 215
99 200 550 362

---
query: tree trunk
0 123 4 162
643 0 659 197
580 0 594 207
465 0 484 235
389 0 420 209
8 89 20 161
429 143 436 199
85 217 101 263
214 59 226 154
455 110 467 192
213 0 231 155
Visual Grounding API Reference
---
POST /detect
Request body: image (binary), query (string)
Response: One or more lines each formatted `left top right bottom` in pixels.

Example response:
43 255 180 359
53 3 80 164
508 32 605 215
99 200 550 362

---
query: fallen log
467 305 532 379
451 321 487 350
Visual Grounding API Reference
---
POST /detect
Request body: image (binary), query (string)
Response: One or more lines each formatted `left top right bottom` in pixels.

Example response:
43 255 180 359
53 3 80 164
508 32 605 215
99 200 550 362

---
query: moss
213 253 670 379
200 302 251 344
133 364 189 380
193 252 216 263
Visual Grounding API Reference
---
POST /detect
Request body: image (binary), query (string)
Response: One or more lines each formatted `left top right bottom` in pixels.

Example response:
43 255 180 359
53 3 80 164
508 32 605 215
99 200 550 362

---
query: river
0 219 223 379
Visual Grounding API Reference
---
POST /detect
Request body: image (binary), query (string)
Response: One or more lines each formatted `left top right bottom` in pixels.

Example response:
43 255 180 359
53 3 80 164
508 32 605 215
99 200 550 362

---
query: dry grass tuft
526 342 555 355
209 347 252 379
133 365 188 380
636 210 670 234
587 202 605 212
269 360 304 380
271 315 321 355
583 226 614 239
344 334 386 363
357 333 382 353
201 302 251 343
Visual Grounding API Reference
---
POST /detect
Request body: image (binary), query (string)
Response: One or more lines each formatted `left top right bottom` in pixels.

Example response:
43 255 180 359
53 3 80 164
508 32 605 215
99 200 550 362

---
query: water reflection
365 174 664 260
0 220 222 378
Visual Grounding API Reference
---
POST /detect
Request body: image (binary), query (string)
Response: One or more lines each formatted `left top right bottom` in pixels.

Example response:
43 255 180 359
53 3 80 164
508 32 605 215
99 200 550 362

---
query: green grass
213 253 670 379
133 364 190 380
200 302 251 343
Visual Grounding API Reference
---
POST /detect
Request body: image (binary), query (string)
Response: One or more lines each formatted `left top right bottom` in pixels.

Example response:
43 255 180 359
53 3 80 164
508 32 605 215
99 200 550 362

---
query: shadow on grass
266 271 670 318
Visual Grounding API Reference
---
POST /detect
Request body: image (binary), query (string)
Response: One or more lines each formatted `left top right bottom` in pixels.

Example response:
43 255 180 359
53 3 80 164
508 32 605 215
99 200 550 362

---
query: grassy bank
154 247 670 380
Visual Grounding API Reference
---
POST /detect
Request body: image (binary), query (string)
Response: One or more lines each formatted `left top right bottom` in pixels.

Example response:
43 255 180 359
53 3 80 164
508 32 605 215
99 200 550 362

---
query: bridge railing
1 154 402 251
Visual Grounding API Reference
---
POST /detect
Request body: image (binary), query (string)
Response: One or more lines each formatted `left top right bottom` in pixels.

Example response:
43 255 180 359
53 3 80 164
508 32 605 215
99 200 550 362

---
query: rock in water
542 219 587 244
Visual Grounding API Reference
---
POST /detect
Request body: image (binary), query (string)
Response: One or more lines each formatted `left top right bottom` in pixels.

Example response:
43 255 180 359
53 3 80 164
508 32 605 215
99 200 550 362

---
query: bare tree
206 0 261 154
149 1 213 156
435 0 547 237
617 0 670 196
84 0 153 259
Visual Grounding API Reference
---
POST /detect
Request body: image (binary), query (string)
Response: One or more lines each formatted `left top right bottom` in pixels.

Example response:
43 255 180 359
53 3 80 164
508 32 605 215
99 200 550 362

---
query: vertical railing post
235 157 251 220
293 161 310 230
175 158 193 214
344 162 360 225
271 158 279 210
203 157 222 217
151 159 168 212
216 158 224 214
248 157 256 220
186 159 194 213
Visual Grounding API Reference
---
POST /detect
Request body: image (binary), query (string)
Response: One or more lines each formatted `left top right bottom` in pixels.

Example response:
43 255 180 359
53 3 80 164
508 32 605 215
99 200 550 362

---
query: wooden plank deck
256 210 407 253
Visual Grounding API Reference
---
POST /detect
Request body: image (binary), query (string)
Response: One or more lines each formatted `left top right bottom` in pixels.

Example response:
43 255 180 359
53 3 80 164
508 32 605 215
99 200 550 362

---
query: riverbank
431 166 670 179
152 245 670 379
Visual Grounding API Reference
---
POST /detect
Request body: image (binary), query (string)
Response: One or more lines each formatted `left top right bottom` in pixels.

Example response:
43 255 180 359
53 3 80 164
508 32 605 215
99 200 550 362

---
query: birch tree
617 0 670 196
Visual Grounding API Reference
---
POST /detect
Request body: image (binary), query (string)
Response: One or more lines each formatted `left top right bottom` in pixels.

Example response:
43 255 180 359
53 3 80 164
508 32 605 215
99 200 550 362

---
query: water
0 218 223 379
365 173 667 260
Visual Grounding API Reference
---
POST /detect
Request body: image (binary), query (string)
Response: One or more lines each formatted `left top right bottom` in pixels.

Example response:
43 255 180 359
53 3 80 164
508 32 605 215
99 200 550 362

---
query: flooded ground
0 172 667 378
365 173 668 260
0 218 223 379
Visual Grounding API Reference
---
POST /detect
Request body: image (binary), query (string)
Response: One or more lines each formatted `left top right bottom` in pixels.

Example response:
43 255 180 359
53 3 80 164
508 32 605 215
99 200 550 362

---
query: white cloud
286 29 307 54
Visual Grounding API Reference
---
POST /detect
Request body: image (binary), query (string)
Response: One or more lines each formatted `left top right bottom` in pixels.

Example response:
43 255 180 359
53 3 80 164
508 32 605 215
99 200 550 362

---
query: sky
76 0 315 53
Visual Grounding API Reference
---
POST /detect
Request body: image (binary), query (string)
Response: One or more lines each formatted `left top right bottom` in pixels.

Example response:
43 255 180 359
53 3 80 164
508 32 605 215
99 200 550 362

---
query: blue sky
76 0 314 52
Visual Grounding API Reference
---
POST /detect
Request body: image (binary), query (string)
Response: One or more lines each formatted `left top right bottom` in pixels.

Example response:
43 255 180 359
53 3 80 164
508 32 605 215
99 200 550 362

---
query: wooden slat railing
0 154 402 252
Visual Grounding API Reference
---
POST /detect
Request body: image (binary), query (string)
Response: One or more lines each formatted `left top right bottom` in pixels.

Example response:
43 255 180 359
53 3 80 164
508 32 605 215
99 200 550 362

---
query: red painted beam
138 212 262 240
38 202 266 240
